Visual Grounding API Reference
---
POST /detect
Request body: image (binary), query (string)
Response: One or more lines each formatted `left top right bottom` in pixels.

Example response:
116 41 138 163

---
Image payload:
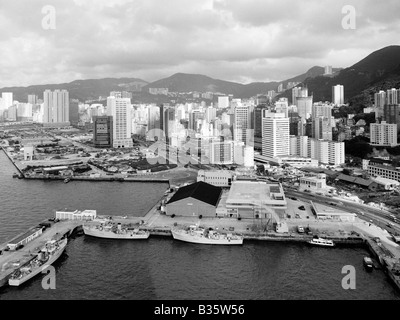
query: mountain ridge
1 45 400 103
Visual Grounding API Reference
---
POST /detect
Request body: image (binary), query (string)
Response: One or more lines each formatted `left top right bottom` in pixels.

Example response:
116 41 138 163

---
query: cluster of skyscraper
254 84 345 166
370 88 400 147
0 90 78 125
0 82 349 167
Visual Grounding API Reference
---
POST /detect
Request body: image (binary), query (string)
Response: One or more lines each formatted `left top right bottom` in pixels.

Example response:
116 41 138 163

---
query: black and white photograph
0 0 400 309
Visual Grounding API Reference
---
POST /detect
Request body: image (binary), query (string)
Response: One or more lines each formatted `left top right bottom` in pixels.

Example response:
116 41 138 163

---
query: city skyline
0 0 399 88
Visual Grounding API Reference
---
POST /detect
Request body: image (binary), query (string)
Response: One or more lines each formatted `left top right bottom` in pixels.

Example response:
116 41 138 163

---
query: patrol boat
83 222 150 239
8 238 67 286
171 224 243 245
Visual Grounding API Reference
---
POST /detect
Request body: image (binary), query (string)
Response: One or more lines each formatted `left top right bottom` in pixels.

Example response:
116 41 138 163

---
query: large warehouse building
165 181 222 217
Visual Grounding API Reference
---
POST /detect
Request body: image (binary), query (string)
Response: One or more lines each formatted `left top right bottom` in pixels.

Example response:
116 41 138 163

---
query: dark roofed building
336 174 378 191
166 181 222 217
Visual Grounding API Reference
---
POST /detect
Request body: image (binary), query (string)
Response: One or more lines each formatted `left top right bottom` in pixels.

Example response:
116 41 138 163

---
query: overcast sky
0 0 399 87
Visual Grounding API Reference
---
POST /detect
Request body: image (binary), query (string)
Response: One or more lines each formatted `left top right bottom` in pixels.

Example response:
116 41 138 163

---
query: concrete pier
365 238 400 291
0 220 81 288
1 146 24 177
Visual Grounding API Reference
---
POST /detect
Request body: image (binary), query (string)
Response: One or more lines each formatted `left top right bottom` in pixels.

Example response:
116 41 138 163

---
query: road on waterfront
284 188 400 235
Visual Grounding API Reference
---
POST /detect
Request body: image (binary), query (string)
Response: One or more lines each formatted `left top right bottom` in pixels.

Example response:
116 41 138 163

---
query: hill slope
0 78 148 102
281 45 400 103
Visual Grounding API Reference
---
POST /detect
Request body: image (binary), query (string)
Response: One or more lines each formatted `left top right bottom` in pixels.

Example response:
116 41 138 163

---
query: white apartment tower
374 90 386 120
43 90 69 123
332 85 344 105
290 136 345 165
370 122 398 147
297 97 313 120
218 96 229 109
262 112 290 159
234 105 252 145
1 92 13 110
292 87 308 105
107 96 133 148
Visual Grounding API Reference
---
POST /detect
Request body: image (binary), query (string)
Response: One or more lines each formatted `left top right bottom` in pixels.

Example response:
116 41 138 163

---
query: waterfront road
284 188 400 235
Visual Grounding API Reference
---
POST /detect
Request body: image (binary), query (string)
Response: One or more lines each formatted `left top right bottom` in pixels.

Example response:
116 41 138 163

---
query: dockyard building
165 182 222 217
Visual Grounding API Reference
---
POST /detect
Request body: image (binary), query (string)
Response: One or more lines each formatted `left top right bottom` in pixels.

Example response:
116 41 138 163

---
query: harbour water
0 151 399 300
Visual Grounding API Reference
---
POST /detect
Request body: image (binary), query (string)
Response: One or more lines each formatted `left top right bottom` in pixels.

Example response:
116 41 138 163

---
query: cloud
0 0 399 88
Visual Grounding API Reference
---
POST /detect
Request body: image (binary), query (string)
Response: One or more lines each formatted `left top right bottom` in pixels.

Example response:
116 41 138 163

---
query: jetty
0 219 81 288
1 146 24 178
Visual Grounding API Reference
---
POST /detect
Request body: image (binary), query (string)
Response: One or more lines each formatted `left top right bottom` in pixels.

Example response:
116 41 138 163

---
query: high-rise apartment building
107 96 132 148
387 88 398 105
205 107 217 123
290 136 344 165
292 87 308 105
163 107 176 143
332 85 344 105
93 116 113 148
275 98 289 117
296 96 313 120
43 90 69 124
1 92 13 110
189 110 204 132
374 90 386 120
383 104 400 132
28 94 38 105
312 117 333 141
324 66 333 75
370 122 398 147
209 138 234 165
218 96 229 109
234 105 252 145
262 112 290 159
69 101 79 126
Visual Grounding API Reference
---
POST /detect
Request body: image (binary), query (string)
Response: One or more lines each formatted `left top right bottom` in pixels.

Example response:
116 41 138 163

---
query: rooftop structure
222 180 287 220
7 227 43 250
55 209 97 221
311 202 356 222
336 174 378 191
167 181 222 207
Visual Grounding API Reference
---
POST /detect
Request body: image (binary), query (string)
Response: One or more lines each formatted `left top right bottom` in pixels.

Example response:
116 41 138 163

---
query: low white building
7 227 43 250
273 155 319 168
371 177 400 190
221 180 287 219
56 209 97 221
23 145 35 161
197 170 234 187
299 173 331 192
311 202 356 222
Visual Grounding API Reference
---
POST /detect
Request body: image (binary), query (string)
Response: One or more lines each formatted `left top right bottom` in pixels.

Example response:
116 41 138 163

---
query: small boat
171 224 243 245
363 257 373 272
8 238 68 286
308 236 335 247
12 173 18 178
64 178 70 183
83 222 150 239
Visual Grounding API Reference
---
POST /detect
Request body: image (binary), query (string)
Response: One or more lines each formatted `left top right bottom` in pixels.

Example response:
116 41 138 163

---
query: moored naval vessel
83 222 150 239
171 224 243 245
